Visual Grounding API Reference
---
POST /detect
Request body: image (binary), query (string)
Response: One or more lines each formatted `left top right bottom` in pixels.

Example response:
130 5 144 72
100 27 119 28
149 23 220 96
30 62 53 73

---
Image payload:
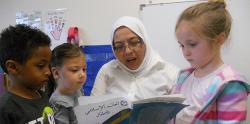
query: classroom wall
0 0 142 45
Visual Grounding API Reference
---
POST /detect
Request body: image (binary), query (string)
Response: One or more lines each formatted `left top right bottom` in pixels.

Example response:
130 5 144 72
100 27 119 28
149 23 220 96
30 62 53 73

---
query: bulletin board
81 45 115 96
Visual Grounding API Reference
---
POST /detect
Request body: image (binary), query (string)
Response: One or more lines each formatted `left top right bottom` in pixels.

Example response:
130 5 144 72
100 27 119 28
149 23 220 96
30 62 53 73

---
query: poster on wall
16 11 42 29
45 8 67 49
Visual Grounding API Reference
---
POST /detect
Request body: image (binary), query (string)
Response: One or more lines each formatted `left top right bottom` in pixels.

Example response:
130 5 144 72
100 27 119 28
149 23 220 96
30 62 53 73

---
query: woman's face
113 27 146 70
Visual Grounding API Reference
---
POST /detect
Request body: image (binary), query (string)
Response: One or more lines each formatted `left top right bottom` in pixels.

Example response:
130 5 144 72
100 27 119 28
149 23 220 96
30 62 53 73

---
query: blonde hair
176 0 232 41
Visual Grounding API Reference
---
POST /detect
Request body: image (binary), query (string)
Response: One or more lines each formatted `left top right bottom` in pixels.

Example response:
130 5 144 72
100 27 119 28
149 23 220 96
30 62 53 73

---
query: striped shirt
172 64 250 124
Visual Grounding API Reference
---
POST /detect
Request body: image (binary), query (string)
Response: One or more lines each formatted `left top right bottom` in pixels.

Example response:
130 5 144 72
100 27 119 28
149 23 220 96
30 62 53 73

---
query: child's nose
44 68 51 77
79 71 85 79
183 48 191 56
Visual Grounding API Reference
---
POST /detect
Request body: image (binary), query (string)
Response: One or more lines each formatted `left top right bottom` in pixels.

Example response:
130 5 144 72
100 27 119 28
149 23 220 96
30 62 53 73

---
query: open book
74 94 187 124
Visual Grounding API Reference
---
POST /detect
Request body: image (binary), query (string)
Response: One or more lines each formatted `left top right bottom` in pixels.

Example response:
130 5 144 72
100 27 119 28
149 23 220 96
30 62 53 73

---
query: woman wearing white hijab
91 16 179 101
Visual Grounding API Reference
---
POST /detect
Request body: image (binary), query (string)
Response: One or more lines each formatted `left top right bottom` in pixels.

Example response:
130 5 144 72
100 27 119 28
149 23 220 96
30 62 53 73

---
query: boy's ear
51 67 59 80
5 60 20 75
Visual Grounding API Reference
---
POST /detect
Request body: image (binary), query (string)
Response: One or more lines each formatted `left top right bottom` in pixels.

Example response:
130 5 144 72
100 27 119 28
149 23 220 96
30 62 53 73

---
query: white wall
0 0 142 45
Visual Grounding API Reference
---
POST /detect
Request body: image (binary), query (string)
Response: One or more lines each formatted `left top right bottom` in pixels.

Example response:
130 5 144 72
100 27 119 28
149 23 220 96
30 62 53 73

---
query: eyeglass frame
113 37 144 52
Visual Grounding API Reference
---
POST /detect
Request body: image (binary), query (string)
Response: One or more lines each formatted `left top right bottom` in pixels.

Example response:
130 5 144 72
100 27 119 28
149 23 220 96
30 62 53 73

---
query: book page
74 96 132 124
130 102 187 124
130 94 187 123
78 94 122 105
75 94 186 124
132 94 185 104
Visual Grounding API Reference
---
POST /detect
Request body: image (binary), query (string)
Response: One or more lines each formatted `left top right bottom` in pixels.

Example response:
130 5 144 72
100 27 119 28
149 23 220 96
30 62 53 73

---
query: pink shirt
176 64 227 124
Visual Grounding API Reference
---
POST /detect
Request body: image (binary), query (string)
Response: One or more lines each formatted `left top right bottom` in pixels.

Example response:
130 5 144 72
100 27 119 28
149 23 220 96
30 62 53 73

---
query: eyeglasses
113 38 143 52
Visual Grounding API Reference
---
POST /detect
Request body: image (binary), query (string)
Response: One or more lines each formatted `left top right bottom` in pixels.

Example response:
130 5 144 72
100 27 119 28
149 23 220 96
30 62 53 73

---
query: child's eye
179 44 184 48
71 69 78 72
189 43 197 47
37 64 45 68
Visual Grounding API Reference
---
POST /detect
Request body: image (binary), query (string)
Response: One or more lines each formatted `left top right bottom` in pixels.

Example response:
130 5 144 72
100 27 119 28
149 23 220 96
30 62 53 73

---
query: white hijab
111 16 161 76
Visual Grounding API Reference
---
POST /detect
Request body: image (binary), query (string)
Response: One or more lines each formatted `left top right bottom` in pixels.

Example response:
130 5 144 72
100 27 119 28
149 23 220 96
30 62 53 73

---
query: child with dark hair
0 24 55 124
50 43 87 124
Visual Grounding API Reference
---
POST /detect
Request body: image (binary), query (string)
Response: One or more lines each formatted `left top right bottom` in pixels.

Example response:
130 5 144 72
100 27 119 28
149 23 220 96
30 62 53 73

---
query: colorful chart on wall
45 8 67 49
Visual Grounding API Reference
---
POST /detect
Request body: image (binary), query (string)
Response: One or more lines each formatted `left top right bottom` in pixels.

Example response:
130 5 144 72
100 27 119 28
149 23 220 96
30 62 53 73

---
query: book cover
74 94 187 124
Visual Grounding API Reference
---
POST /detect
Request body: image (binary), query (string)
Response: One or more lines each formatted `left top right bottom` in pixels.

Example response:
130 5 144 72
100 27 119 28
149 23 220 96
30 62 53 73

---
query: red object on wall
67 27 79 46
